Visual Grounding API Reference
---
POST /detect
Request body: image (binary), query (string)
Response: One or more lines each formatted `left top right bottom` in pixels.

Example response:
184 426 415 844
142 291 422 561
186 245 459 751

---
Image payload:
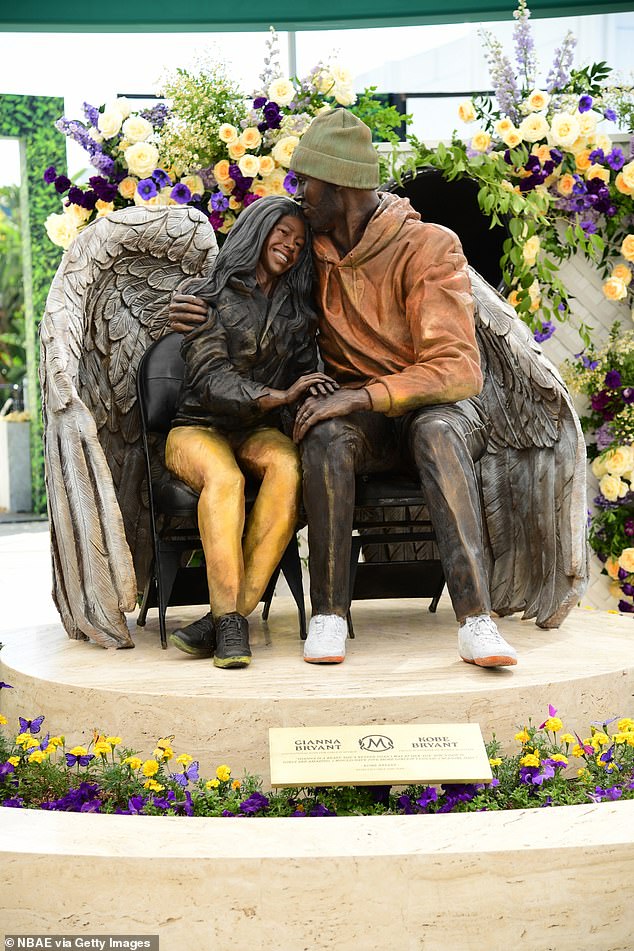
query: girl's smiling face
256 214 306 293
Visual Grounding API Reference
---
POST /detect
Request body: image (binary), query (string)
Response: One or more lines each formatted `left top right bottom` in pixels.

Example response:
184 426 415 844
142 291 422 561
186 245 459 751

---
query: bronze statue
164 196 335 668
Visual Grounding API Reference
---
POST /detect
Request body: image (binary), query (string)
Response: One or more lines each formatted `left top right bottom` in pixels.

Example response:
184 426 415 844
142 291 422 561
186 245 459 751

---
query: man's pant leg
405 399 491 622
300 412 398 617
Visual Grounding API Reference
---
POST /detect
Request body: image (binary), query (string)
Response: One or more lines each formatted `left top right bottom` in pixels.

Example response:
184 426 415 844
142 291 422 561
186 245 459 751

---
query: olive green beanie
290 108 380 189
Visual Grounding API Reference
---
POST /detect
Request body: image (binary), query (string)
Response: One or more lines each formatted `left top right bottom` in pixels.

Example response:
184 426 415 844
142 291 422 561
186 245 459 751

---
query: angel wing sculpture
40 206 218 648
470 267 588 628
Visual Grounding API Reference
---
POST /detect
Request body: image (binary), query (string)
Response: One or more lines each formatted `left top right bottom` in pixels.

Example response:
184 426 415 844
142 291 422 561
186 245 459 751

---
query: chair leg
136 564 155 627
155 548 182 650
346 609 355 639
261 568 281 622
280 537 307 640
429 574 446 613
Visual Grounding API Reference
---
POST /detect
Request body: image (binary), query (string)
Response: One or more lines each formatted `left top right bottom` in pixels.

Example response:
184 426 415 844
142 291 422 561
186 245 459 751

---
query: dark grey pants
300 398 491 622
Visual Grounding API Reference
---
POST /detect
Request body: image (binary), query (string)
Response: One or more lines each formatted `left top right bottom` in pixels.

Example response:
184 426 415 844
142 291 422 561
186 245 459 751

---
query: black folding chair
135 332 307 648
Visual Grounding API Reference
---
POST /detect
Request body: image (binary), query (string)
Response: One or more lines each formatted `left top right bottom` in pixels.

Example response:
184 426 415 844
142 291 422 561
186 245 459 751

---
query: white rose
522 235 541 266
122 115 153 144
125 141 160 178
97 109 123 139
549 113 581 148
518 113 549 143
45 212 79 250
268 78 295 107
605 445 634 476
525 89 550 112
316 70 334 94
88 127 104 144
238 154 261 178
599 473 628 502
578 111 599 137
107 97 133 119
272 135 300 168
333 84 356 107
331 65 353 86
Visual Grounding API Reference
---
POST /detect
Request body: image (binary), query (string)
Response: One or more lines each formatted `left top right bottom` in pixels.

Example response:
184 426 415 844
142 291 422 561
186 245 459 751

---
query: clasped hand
293 388 372 442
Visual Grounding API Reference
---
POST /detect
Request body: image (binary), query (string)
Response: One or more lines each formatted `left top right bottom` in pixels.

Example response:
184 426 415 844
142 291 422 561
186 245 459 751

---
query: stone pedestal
0 418 32 512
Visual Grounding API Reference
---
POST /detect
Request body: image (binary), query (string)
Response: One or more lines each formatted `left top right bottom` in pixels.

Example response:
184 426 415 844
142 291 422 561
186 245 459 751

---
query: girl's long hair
182 196 315 325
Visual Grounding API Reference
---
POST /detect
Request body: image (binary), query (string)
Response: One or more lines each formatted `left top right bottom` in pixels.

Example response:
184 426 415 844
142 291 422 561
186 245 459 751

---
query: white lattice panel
540 253 631 610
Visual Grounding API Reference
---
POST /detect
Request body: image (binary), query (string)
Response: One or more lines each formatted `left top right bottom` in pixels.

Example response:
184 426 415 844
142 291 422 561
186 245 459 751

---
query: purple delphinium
513 3 537 90
82 102 100 127
578 95 593 113
140 103 169 130
534 321 555 343
545 31 576 94
137 178 158 200
171 183 192 204
595 422 614 450
90 152 116 177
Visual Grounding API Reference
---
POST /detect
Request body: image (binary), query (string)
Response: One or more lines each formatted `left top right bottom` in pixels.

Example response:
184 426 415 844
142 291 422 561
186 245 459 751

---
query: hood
347 192 421 266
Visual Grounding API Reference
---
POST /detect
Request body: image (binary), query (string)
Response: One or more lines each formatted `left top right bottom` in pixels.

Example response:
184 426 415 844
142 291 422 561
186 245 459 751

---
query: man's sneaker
169 613 215 659
214 613 251 669
458 614 518 668
303 614 347 664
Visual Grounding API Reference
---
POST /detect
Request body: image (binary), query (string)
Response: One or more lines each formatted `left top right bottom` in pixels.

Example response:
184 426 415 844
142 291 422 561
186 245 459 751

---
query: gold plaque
269 723 493 787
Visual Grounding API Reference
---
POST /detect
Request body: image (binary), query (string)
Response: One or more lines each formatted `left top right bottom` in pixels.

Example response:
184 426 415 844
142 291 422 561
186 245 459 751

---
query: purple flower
172 761 199 787
618 600 634 613
624 387 634 404
606 148 625 172
140 103 170 130
253 96 267 108
171 183 191 205
221 809 236 817
18 715 44 734
88 176 118 202
591 390 611 412
0 682 13 689
603 108 617 122
578 95 593 113
397 794 414 814
137 178 158 200
1 797 24 808
580 354 599 370
209 211 225 230
284 171 298 195
67 185 87 207
43 165 57 184
54 175 71 194
263 101 282 129
90 152 115 176
605 370 622 388
416 786 438 810
618 567 628 581
243 193 260 207
549 148 563 165
534 321 555 343
82 102 100 127
589 148 605 165
210 192 229 212
65 752 95 767
239 791 270 815
624 525 634 542
590 784 623 802
152 168 172 188
0 762 16 781
308 802 336 817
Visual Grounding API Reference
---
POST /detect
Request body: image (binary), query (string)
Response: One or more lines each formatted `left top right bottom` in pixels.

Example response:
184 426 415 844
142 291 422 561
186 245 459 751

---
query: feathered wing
470 268 588 628
40 207 218 648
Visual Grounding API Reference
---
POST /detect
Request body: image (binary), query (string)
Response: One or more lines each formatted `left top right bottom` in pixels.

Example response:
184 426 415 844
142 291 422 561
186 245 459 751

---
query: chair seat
354 473 427 508
153 478 199 517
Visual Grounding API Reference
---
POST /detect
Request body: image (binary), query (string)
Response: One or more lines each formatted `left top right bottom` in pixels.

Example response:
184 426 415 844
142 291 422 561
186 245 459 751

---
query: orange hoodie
312 192 483 416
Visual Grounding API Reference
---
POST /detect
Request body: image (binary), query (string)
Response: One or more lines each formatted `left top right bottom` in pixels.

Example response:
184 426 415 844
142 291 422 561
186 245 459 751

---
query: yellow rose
252 182 272 198
618 548 634 574
599 473 628 502
593 134 612 154
591 455 609 478
228 196 242 211
262 168 287 195
238 154 261 178
575 150 592 173
240 127 262 150
494 117 514 136
213 160 231 182
605 445 634 476
502 129 522 149
218 123 238 144
550 113 581 148
470 130 491 153
519 113 549 143
621 235 634 263
507 289 521 309
180 174 204 197
525 89 550 112
259 155 276 177
528 279 541 311
228 140 246 161
586 164 610 184
125 142 160 178
118 176 138 200
45 212 79 250
532 143 552 164
557 173 576 197
272 135 300 168
612 264 632 286
95 200 114 218
605 556 621 580
619 161 634 191
603 276 628 301
217 179 236 196
97 109 123 139
268 77 295 107
458 100 476 123
522 235 541 267
616 173 633 196
122 115 153 143
63 202 92 225
218 213 236 235
578 111 599 137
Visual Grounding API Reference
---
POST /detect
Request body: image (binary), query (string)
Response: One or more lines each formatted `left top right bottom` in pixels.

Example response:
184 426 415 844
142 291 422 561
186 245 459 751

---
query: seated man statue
170 110 588 670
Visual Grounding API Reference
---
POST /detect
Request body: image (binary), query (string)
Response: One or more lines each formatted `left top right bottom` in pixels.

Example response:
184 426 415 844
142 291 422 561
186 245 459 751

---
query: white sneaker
304 614 348 664
458 615 518 668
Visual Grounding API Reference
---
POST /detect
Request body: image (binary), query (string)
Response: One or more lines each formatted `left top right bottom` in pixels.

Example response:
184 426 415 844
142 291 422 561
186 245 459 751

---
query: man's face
294 173 342 234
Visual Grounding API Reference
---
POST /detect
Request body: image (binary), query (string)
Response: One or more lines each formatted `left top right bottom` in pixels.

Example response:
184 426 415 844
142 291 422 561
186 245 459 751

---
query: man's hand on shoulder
169 293 208 334
293 388 371 442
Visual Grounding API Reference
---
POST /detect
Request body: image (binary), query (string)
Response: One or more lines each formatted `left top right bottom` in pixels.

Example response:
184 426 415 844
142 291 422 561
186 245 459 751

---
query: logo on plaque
359 734 394 752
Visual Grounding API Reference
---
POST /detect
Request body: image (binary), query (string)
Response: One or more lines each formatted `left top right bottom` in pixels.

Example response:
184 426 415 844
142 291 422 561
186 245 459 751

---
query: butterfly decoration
19 715 45 735
173 761 200 787
65 752 95 767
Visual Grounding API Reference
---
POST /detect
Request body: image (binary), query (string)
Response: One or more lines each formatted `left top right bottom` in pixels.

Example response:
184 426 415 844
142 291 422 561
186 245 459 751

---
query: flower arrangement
563 322 634 611
2 686 633 815
405 0 634 343
43 30 404 247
